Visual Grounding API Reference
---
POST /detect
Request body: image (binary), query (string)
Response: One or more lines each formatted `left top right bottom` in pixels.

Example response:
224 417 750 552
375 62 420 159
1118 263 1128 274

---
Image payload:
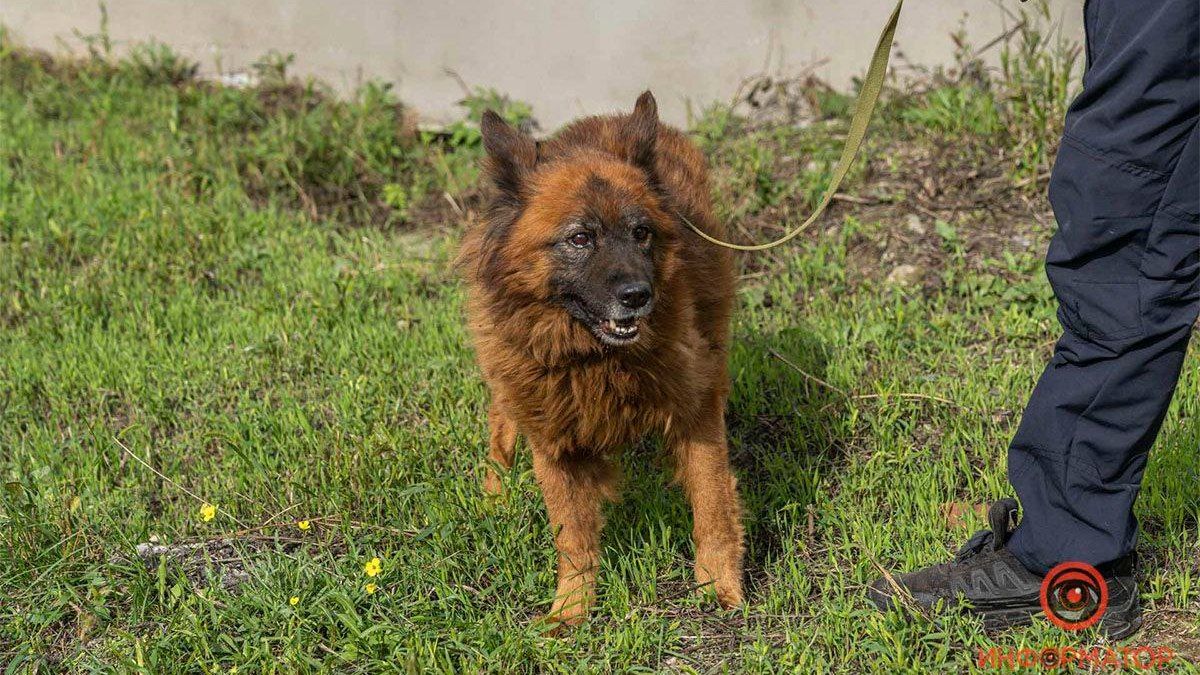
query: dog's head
462 92 680 349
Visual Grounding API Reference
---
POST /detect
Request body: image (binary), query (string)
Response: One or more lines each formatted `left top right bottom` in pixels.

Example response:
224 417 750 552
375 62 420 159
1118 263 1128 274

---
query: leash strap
682 0 904 251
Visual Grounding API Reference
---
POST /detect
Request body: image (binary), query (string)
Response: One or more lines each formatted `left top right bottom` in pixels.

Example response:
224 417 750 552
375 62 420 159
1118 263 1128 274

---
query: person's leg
1006 0 1199 574
869 0 1197 637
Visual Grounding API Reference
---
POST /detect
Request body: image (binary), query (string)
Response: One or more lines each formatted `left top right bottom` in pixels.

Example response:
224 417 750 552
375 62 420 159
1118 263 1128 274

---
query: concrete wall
1 1 1083 129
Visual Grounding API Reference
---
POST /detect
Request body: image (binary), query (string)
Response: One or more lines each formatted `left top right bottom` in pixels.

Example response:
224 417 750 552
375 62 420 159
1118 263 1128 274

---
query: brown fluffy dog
458 92 742 628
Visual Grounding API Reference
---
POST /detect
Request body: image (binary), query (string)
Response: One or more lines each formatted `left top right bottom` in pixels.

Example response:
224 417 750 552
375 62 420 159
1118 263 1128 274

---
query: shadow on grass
604 321 853 600
727 324 850 589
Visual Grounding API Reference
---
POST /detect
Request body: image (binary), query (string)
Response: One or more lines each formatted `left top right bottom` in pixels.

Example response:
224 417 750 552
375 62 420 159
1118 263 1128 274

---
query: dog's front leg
483 401 519 495
531 448 617 630
671 410 745 609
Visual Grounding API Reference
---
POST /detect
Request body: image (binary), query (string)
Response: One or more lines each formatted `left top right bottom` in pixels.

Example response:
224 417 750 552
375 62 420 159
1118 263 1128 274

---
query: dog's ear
626 91 658 174
481 110 537 201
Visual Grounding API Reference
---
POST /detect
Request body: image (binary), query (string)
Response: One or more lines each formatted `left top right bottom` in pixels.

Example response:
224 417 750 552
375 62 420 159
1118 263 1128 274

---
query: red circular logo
1039 561 1108 631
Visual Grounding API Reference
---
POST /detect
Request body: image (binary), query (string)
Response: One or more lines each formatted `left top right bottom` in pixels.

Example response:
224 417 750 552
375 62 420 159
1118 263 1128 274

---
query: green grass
1 27 1197 674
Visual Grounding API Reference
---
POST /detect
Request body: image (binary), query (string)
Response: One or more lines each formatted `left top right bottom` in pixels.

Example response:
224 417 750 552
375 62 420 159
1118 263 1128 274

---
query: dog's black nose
617 282 651 309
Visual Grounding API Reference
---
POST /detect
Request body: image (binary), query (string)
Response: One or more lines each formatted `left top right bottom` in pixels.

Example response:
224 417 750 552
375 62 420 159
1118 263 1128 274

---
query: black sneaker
867 498 1143 640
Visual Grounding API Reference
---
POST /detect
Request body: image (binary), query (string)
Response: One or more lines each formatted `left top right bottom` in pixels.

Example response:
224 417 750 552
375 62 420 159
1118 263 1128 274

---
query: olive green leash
682 0 904 251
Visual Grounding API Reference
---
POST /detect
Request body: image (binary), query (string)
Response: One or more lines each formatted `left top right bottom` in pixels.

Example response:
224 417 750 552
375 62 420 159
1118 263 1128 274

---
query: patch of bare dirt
719 132 1054 294
703 64 1059 293
113 529 347 593
407 186 485 232
607 577 805 672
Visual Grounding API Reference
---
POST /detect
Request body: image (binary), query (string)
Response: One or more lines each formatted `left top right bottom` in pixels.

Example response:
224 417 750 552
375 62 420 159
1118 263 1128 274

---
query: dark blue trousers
1007 0 1200 574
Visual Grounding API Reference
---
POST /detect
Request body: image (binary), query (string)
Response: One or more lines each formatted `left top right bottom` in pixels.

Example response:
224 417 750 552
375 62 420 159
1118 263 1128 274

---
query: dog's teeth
607 319 616 331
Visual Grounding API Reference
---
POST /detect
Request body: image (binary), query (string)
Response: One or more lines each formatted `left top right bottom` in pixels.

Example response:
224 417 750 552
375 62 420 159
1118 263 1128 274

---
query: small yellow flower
365 583 377 594
297 520 310 531
364 557 382 577
289 596 299 606
200 503 217 522
229 668 238 674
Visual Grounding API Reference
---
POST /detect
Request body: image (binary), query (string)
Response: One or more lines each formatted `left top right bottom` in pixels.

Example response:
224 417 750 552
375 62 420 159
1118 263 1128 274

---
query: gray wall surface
1 1 1084 129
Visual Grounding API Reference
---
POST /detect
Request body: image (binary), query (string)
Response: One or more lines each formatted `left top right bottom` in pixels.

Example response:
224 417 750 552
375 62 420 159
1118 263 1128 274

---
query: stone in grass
120 531 341 593
128 539 255 592
886 263 925 287
904 213 926 236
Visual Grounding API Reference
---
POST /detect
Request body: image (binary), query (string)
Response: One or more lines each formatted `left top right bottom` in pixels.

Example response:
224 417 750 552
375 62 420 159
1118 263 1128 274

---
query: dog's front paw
482 468 504 496
537 589 592 634
536 610 585 636
696 563 743 609
538 603 589 635
713 579 744 609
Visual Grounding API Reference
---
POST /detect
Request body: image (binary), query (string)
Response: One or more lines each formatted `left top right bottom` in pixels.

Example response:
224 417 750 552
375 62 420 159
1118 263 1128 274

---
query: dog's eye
568 232 592 248
632 226 651 243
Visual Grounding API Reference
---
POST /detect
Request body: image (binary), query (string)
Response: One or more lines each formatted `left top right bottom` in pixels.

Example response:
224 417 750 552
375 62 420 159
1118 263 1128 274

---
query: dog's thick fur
458 92 743 627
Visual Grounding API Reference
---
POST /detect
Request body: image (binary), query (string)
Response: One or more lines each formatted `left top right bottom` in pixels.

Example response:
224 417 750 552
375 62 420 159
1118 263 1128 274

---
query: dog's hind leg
483 402 519 496
671 405 745 609
531 449 617 631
